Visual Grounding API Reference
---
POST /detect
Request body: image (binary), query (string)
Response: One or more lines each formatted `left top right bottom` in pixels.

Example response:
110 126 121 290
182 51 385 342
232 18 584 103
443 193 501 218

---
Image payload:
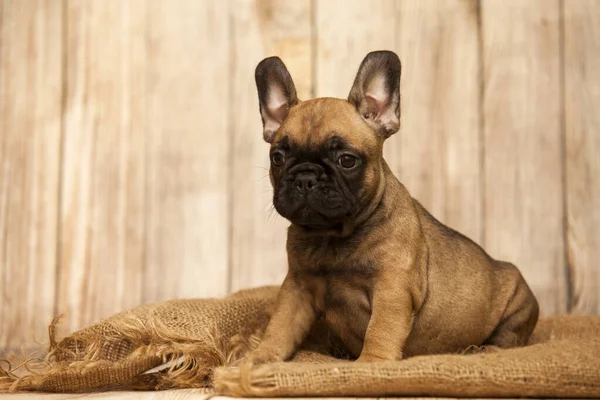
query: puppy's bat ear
255 57 299 143
348 51 401 138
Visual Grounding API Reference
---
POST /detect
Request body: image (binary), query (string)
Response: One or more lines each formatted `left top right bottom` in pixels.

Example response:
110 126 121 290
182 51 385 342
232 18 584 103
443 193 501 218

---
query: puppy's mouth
289 207 338 228
298 222 346 234
272 182 356 234
295 219 343 230
292 213 353 238
280 203 350 233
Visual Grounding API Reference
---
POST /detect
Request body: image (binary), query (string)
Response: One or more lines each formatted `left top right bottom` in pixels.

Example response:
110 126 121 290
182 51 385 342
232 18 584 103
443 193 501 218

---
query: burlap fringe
3 288 599 397
0 309 262 393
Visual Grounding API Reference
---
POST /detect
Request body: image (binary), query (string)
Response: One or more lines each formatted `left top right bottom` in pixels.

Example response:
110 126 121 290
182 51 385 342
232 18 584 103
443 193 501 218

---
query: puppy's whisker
265 204 279 223
263 201 273 213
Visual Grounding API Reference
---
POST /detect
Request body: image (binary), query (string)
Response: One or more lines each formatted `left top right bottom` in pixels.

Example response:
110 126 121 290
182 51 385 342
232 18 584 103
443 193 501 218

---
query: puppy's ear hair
348 51 401 137
255 57 299 143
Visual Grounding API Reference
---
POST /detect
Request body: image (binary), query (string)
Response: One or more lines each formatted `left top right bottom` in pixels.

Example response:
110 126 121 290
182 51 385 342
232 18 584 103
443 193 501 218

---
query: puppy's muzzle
288 163 324 195
294 173 316 194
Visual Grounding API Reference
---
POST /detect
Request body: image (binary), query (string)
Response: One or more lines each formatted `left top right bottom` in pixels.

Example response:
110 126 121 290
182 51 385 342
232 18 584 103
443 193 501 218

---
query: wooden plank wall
563 0 600 315
0 0 63 352
0 0 599 351
481 0 566 313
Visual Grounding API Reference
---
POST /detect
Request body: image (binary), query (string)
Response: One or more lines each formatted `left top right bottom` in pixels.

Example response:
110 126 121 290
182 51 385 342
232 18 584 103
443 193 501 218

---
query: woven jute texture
1 285 599 398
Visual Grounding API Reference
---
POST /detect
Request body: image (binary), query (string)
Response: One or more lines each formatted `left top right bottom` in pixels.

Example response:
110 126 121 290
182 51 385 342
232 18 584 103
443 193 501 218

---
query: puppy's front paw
233 347 284 395
239 348 283 367
461 344 500 355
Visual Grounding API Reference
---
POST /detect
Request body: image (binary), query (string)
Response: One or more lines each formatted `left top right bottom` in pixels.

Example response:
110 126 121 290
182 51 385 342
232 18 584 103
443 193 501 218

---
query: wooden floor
0 390 214 399
0 389 209 399
0 392 522 400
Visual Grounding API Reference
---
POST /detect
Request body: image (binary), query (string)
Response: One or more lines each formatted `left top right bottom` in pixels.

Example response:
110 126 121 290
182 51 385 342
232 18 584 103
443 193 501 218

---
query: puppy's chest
307 272 374 355
309 272 373 315
293 238 378 338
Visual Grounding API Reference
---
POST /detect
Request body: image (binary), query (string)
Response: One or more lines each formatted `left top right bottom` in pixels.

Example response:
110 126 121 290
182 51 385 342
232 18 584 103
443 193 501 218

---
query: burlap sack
1 285 599 397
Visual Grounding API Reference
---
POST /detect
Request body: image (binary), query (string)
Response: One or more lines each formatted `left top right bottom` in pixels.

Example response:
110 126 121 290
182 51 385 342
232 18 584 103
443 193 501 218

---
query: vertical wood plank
563 0 600 314
316 1 482 242
392 0 482 241
481 0 566 314
229 0 312 291
315 0 396 99
58 0 146 333
144 0 230 301
0 0 62 349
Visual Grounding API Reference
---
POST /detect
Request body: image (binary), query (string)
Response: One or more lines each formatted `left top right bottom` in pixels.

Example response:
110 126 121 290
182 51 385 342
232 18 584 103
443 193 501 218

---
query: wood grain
0 0 62 350
563 0 600 314
391 0 482 242
481 0 566 315
143 0 230 301
228 0 312 292
315 0 396 99
315 1 482 242
0 389 212 399
0 392 520 400
58 0 146 334
59 0 145 331
1 0 600 357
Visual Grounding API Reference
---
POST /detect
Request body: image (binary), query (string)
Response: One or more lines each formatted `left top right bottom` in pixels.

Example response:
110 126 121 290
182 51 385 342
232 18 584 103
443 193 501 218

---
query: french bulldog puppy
245 51 539 364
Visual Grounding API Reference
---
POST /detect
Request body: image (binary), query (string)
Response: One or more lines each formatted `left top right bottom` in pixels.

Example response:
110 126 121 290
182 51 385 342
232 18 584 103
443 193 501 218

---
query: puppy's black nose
294 172 317 194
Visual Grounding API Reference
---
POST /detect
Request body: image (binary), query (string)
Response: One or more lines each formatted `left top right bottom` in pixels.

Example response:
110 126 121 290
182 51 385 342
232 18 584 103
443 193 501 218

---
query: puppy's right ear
255 57 299 143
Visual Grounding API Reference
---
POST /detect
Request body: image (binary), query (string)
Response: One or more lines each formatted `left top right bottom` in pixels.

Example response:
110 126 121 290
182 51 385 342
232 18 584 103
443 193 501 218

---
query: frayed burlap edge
0 307 264 393
2 286 600 398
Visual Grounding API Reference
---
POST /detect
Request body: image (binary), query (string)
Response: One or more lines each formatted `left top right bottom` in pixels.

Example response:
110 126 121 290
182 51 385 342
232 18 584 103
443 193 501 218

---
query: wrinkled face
269 99 382 230
255 51 402 232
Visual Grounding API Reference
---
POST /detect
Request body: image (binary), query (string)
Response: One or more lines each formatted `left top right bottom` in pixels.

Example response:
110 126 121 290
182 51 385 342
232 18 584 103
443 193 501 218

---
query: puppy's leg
357 279 413 362
485 265 539 348
243 274 316 365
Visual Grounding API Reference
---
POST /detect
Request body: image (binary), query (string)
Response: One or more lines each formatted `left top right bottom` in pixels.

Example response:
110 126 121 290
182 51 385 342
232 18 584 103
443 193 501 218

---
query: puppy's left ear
348 51 401 137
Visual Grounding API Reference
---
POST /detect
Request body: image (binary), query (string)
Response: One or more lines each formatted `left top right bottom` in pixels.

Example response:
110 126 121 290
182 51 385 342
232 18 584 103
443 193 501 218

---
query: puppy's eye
338 154 358 169
271 151 285 166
